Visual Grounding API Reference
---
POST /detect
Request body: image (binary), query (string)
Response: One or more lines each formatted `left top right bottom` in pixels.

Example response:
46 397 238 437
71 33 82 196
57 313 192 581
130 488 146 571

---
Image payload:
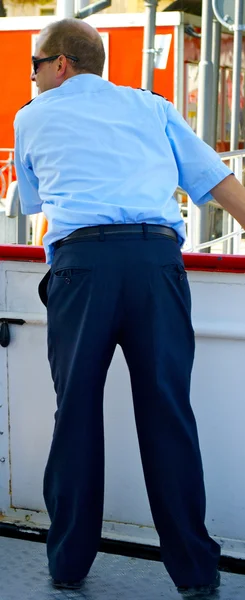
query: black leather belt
54 224 178 249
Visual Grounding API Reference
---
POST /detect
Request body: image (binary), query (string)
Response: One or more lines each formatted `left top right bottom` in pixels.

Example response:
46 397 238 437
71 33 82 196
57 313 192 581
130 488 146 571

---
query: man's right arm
211 175 245 230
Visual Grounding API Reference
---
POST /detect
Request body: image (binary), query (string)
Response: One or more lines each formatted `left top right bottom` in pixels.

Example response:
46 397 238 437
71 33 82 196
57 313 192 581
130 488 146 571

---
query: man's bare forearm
210 174 245 229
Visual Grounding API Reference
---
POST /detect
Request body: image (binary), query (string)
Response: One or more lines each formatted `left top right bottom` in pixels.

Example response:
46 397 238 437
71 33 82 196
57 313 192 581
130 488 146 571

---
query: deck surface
0 536 244 599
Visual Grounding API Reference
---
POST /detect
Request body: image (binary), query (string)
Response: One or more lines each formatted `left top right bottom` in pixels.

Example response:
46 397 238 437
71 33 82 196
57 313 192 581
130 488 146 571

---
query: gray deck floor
0 536 244 600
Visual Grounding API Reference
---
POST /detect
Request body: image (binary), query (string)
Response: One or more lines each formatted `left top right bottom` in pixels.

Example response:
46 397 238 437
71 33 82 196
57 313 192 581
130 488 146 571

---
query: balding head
38 18 105 77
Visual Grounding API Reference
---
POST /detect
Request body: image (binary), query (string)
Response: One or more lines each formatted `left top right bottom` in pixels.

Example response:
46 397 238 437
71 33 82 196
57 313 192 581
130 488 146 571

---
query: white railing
0 149 15 200
186 150 245 254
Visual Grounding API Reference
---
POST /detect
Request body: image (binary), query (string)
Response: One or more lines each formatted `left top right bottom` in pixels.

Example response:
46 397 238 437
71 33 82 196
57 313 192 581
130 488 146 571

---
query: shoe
52 578 83 590
177 570 220 597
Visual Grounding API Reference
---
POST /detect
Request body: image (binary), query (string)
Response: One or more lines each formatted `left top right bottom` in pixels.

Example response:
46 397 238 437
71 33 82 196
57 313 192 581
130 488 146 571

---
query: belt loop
99 225 105 242
142 222 148 240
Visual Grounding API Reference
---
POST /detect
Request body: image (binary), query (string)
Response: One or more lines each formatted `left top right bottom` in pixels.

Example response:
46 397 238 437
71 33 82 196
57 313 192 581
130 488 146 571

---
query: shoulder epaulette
20 99 34 110
140 89 169 101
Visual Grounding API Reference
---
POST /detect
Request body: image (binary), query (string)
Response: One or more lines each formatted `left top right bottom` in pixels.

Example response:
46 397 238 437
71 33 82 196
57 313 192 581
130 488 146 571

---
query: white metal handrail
0 149 15 200
186 150 245 254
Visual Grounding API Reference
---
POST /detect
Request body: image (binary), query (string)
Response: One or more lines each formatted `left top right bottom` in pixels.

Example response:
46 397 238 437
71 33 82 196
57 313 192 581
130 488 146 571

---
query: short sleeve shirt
14 74 232 263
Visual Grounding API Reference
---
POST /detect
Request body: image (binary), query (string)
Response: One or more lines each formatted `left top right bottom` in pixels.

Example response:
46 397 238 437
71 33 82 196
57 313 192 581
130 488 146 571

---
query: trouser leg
43 243 121 581
120 239 220 587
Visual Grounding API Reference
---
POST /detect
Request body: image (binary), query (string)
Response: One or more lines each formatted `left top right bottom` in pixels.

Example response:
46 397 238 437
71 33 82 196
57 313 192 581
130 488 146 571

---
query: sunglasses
32 54 79 74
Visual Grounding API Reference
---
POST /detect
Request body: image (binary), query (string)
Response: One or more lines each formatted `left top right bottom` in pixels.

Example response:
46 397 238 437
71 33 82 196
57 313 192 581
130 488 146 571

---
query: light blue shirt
14 74 232 264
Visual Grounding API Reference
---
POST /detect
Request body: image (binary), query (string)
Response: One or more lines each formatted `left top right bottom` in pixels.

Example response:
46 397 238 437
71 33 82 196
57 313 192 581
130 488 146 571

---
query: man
14 17 245 597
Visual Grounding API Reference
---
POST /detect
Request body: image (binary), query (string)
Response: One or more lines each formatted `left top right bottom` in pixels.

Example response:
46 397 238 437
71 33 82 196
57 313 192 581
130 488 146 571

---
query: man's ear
57 55 67 77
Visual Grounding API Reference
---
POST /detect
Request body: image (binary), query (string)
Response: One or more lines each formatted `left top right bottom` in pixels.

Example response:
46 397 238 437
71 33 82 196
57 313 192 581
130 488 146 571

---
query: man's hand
211 175 245 230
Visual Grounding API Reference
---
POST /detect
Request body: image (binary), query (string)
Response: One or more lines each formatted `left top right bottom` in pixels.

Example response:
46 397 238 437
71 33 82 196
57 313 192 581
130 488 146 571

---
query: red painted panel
1 246 245 272
1 31 34 148
0 245 45 262
184 253 245 273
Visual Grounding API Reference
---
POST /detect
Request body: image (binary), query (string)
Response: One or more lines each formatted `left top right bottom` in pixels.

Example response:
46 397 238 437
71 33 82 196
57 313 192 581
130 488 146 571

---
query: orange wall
1 31 38 148
0 25 175 149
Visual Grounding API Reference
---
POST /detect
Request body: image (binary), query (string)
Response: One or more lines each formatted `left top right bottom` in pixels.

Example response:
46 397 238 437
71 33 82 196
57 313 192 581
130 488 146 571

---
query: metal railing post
196 0 214 250
210 18 221 149
230 0 244 152
8 152 13 189
233 155 243 254
187 196 198 252
141 0 158 90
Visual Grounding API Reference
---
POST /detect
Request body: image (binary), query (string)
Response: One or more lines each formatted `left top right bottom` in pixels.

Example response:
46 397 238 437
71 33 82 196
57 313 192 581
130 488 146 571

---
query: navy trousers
40 231 220 586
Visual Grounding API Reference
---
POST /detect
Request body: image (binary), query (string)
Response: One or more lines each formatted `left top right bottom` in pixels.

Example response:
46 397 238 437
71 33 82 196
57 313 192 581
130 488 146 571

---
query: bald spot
39 19 100 48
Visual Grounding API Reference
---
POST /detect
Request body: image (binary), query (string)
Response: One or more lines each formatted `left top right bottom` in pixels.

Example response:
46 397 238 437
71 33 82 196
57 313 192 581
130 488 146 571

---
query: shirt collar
60 73 105 93
32 73 106 105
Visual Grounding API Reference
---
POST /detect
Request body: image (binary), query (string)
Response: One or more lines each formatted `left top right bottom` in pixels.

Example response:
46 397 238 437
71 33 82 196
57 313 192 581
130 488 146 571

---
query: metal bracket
0 318 26 348
0 318 25 325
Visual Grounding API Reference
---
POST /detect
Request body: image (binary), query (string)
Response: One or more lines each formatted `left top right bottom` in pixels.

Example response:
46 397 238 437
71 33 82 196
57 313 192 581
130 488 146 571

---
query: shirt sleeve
165 102 233 205
14 126 42 215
